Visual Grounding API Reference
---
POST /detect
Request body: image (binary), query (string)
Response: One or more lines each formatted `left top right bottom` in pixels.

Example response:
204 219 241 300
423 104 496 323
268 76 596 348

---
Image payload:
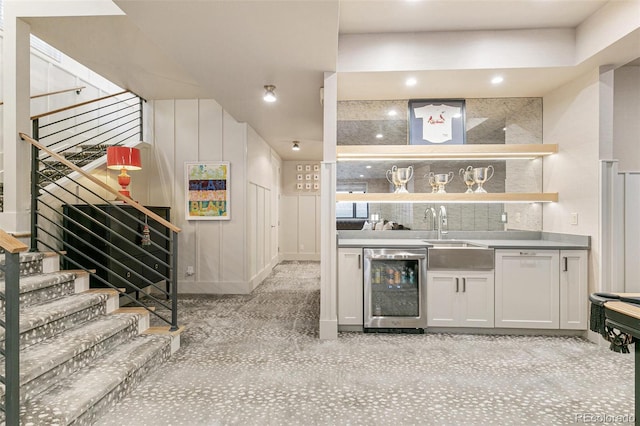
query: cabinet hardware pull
126 271 131 278
562 256 568 272
455 277 459 293
462 277 466 292
358 254 361 269
519 251 535 256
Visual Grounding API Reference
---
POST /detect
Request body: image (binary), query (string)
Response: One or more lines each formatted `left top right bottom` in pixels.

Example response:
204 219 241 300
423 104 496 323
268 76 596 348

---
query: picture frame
313 183 319 190
313 164 320 171
296 183 303 190
313 174 319 181
305 164 311 171
185 161 230 220
297 174 303 181
297 164 303 172
305 183 312 190
305 174 311 181
408 99 466 145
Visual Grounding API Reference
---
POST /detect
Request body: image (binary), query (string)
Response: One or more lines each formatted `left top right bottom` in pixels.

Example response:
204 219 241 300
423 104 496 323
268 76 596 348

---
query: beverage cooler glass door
363 248 427 329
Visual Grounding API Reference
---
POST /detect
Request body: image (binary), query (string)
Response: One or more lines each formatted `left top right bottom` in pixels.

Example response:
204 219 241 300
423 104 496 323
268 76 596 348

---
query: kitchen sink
423 240 486 248
425 241 494 270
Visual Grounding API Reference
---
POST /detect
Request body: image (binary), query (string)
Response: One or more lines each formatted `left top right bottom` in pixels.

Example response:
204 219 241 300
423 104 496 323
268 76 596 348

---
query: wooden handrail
0 86 85 106
31 86 86 100
0 229 28 254
30 90 131 120
20 132 181 234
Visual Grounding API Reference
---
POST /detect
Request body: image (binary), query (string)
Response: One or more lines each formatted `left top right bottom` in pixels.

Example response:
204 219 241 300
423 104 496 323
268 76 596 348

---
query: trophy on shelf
395 166 414 193
427 171 454 193
459 166 475 193
386 165 401 192
427 173 438 193
472 165 494 193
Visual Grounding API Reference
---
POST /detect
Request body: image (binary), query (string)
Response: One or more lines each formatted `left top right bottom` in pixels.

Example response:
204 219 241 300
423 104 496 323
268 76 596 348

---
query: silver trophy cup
472 165 494 193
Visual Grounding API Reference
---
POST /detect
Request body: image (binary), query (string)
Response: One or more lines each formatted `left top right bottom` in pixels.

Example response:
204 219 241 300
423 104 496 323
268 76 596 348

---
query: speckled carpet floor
95 261 634 426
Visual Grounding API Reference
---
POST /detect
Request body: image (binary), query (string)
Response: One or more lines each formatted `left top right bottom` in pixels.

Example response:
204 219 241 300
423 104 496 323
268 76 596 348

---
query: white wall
613 65 640 171
543 69 601 295
145 99 280 294
280 160 321 261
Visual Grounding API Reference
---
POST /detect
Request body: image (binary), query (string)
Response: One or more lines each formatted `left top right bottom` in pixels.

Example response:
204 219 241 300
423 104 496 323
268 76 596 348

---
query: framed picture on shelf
313 174 319 181
305 174 311 180
408 99 466 145
297 164 303 172
313 164 320 171
185 161 230 220
305 165 311 171
305 183 312 190
313 183 319 190
296 183 303 190
297 174 303 181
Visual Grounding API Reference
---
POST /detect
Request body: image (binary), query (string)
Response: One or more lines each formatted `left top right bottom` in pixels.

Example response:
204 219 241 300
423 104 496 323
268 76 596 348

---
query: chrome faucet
424 207 436 231
437 205 448 240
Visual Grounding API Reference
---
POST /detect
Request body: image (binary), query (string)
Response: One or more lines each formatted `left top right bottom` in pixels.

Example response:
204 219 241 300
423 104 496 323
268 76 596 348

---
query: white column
1 11 31 233
319 72 338 340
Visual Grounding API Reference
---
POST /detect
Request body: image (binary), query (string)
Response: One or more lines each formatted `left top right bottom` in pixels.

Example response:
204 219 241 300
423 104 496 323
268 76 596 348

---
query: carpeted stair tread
0 252 45 278
0 292 108 342
0 313 142 400
0 271 76 293
20 334 171 425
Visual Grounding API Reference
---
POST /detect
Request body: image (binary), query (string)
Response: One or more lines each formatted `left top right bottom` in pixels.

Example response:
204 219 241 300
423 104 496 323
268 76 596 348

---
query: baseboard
249 263 273 291
281 253 321 261
319 319 338 340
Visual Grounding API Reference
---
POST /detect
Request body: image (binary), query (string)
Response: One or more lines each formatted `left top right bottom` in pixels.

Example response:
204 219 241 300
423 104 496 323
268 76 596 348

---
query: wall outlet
570 212 578 225
186 265 195 276
500 212 508 223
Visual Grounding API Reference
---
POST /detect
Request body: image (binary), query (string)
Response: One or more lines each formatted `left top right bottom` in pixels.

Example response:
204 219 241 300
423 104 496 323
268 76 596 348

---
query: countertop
338 238 590 250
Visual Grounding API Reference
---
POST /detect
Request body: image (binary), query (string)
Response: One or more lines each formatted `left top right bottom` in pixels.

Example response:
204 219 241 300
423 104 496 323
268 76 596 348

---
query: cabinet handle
358 254 361 270
519 251 536 256
462 277 466 293
455 277 459 293
126 271 131 278
562 256 568 272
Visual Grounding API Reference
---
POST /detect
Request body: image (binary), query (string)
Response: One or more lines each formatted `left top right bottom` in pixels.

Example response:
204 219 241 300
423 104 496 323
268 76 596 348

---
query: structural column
1 10 32 233
319 72 338 340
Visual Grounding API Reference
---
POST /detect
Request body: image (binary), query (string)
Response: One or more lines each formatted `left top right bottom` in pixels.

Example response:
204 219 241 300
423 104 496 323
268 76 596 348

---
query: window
336 183 368 219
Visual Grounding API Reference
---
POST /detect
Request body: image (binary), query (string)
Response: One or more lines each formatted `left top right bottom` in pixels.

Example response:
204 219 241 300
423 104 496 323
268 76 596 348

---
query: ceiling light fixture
263 85 277 102
292 141 300 151
376 133 383 139
491 76 504 85
388 110 398 117
406 77 417 86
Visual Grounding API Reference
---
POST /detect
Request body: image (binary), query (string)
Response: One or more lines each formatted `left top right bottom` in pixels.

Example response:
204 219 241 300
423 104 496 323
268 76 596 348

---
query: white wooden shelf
336 144 557 160
335 192 558 203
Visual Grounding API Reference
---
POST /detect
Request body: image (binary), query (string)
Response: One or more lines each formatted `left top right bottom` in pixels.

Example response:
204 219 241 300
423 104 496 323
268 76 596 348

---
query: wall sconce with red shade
106 146 142 198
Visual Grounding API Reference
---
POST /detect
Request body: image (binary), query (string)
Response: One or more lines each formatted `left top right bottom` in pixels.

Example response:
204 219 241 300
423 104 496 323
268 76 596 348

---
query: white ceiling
23 0 640 161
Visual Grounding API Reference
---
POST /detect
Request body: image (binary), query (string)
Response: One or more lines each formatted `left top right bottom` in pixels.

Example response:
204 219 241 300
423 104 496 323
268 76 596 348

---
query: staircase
0 250 182 424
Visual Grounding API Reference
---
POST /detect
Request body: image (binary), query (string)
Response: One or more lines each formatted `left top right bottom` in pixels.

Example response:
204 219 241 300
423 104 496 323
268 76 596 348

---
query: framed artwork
296 183 303 190
305 165 311 171
305 174 311 181
185 161 230 220
313 183 319 190
305 183 312 190
297 164 303 172
297 174 303 181
408 99 466 145
313 164 320 171
313 174 319 181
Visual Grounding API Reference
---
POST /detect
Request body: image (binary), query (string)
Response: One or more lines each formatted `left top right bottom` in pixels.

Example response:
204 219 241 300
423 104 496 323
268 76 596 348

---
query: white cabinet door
427 272 458 326
560 250 588 330
337 248 363 325
427 270 494 328
459 271 494 328
495 250 560 329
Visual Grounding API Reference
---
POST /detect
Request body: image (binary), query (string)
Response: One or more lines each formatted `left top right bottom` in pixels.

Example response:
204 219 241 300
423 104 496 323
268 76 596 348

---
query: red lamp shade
106 146 142 198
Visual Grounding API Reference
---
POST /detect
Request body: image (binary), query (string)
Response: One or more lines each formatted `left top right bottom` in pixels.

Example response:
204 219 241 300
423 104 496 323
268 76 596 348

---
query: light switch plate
570 212 578 225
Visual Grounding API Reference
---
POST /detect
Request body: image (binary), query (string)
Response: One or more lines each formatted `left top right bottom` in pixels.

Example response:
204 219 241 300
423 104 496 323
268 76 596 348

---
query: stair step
0 292 109 349
0 252 45 278
0 313 142 402
20 334 171 425
0 271 77 311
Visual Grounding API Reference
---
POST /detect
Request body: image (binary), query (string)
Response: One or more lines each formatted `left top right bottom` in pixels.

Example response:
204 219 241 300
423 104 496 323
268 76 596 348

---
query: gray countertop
337 231 590 250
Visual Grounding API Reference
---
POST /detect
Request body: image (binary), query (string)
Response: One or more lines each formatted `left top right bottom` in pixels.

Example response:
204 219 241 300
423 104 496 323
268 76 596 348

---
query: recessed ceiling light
263 85 277 102
491 76 504 85
366 165 372 169
292 141 300 151
375 133 383 139
359 174 364 178
388 110 398 117
405 77 417 86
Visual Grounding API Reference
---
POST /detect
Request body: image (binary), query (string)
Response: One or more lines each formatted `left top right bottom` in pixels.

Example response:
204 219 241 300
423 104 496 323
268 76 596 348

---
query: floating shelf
335 192 559 203
337 144 558 161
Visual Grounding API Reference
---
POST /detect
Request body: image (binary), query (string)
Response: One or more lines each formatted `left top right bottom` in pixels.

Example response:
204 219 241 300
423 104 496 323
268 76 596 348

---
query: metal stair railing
0 229 28 424
21 132 182 331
